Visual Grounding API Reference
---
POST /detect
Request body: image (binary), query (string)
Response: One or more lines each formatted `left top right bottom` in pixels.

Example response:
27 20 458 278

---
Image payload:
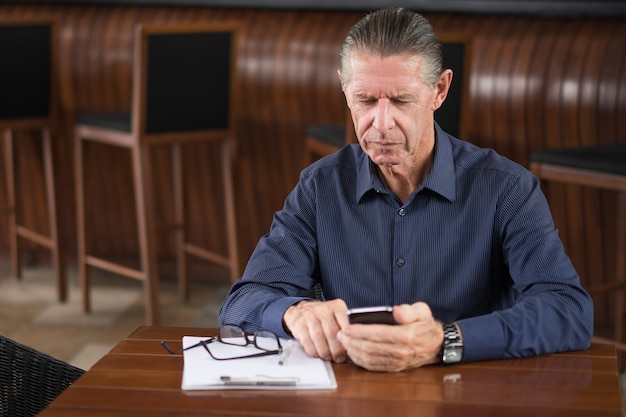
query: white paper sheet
181 335 337 390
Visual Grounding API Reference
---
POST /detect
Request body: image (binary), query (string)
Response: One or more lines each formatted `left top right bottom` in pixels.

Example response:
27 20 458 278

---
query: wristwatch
440 323 464 364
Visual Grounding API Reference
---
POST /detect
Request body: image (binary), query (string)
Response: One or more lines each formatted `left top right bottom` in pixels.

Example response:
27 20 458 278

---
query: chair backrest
0 19 57 129
0 336 85 417
435 34 472 139
132 23 238 143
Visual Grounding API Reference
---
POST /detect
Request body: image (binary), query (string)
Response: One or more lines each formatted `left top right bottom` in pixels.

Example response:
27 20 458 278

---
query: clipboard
180 335 337 390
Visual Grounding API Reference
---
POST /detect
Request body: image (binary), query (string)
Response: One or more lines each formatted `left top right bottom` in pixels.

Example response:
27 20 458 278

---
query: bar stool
304 113 355 166
74 24 240 325
0 19 66 301
530 142 626 351
304 36 470 164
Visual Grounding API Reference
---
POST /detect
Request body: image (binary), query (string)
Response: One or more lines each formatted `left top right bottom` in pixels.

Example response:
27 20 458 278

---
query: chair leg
616 191 626 343
2 128 21 280
132 145 161 325
74 132 91 313
42 127 66 302
172 144 188 300
222 139 239 282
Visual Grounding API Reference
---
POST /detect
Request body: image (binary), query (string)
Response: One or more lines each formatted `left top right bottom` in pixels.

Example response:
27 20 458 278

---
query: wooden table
38 326 623 417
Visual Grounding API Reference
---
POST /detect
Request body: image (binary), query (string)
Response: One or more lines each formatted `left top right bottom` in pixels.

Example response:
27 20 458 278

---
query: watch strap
440 322 464 364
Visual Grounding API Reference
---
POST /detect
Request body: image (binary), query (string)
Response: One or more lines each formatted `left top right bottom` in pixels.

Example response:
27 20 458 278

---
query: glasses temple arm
161 338 216 355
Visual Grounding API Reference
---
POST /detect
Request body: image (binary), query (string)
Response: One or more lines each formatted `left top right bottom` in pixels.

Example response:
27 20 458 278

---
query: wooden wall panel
0 5 624 332
0 4 357 271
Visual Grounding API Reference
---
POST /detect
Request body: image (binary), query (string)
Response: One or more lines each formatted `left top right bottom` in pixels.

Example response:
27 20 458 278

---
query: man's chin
370 153 400 167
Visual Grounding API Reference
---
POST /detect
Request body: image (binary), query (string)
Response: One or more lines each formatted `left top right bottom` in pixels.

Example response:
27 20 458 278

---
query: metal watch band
441 323 464 364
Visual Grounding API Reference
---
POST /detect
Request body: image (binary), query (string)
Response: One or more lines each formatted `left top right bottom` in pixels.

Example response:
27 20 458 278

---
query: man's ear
338 69 352 108
337 69 344 90
432 69 453 111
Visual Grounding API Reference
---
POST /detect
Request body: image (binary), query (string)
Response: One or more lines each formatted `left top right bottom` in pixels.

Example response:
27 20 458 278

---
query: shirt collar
355 123 457 203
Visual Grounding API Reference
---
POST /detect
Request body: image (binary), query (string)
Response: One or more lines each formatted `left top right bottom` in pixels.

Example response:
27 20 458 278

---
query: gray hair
339 7 442 90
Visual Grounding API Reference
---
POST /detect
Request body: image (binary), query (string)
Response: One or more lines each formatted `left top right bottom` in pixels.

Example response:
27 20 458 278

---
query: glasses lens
219 325 247 346
254 330 280 351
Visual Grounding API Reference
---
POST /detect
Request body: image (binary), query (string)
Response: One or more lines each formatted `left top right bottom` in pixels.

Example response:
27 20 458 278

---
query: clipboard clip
220 375 300 386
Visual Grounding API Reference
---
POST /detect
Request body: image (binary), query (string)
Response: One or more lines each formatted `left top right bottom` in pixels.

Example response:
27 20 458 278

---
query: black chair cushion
531 142 626 176
75 111 131 132
435 41 464 138
0 23 51 120
146 31 231 134
306 124 347 148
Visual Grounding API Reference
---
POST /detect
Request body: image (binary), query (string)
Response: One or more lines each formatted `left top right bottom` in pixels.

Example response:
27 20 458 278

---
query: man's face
342 53 448 168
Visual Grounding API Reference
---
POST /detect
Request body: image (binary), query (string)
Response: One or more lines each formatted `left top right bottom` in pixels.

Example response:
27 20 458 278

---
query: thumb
393 302 433 324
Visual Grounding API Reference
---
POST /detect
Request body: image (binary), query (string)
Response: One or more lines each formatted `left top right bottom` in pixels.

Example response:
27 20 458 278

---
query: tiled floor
0 259 231 370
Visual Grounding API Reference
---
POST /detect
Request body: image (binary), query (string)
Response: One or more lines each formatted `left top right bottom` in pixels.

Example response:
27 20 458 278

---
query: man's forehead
346 53 425 95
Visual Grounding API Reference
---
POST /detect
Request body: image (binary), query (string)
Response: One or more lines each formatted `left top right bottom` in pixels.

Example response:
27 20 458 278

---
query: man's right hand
283 298 349 363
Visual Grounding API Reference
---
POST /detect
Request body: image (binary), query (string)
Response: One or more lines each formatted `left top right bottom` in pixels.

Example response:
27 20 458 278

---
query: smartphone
347 306 398 325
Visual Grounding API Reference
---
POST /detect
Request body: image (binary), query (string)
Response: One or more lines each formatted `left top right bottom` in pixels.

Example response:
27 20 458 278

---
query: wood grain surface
0 4 624 334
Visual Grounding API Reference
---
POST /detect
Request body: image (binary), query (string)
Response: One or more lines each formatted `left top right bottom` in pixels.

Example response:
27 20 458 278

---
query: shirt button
396 258 405 267
398 208 406 216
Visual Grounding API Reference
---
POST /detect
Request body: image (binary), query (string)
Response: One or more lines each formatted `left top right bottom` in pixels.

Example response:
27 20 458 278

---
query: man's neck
376 139 435 203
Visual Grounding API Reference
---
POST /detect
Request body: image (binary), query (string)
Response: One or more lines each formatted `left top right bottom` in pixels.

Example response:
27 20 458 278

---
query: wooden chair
0 335 85 417
304 35 472 164
305 112 356 165
530 142 626 351
74 23 240 325
0 19 66 301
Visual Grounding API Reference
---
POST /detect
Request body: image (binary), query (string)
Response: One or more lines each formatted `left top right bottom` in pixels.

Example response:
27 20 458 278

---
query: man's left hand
336 302 443 372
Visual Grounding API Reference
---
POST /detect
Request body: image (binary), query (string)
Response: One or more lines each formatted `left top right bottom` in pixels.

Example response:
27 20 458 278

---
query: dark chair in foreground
74 23 240 325
530 142 626 351
0 19 66 301
304 35 471 165
0 335 84 417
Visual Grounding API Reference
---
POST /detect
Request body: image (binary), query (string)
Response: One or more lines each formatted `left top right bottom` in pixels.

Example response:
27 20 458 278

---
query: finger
326 302 349 362
393 302 432 324
310 300 348 361
306 316 333 360
321 319 347 362
340 315 441 371
340 331 408 372
288 299 348 361
344 320 405 345
344 334 436 372
289 321 317 357
289 303 326 358
333 300 351 330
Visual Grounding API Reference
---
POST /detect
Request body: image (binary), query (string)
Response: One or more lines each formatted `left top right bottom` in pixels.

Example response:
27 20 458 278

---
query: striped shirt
219 124 593 362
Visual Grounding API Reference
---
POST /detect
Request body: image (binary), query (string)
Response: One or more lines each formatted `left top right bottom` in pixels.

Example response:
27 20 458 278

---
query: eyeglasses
161 324 283 361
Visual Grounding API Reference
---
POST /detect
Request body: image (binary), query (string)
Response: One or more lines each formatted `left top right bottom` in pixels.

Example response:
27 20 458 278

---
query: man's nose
372 99 394 133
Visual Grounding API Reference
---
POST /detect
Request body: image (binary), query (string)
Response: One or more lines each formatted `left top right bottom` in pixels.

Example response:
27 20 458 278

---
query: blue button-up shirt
219 124 593 362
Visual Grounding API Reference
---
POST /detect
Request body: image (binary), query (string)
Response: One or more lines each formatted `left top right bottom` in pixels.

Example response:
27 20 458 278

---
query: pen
278 340 295 365
220 376 298 386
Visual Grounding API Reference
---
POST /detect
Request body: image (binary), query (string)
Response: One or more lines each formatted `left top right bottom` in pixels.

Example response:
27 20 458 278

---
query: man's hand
337 302 444 372
283 299 349 363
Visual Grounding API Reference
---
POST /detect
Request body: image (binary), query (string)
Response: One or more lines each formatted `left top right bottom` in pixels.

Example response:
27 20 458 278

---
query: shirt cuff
262 296 307 338
456 314 506 362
